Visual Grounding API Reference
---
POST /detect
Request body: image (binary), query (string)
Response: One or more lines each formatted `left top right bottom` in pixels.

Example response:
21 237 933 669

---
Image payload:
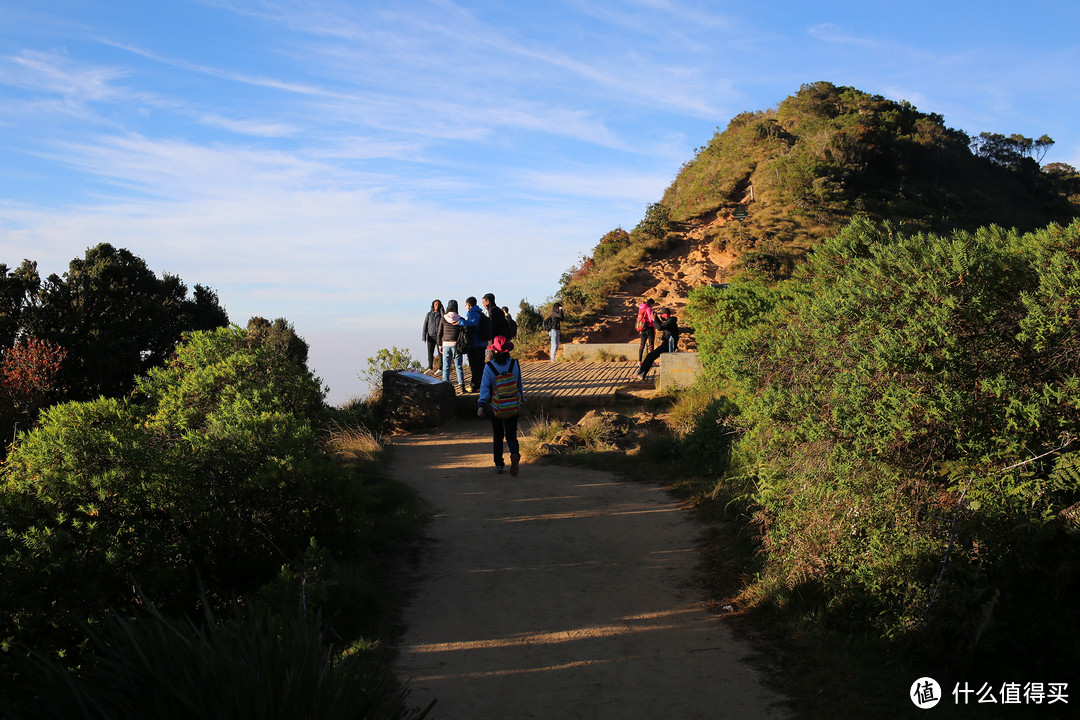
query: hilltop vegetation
554 82 1080 334
663 81 1079 265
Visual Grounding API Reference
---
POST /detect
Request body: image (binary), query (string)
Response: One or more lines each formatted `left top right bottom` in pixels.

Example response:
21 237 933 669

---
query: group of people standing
422 294 515 393
633 297 680 381
421 294 524 476
417 294 678 474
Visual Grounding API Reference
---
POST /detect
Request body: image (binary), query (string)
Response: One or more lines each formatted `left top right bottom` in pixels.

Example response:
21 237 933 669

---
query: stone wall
382 370 456 428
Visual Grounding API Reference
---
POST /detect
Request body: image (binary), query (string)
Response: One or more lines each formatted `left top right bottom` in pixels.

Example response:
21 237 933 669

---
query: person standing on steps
461 296 491 392
636 307 680 380
437 299 467 393
544 302 563 363
635 298 656 363
477 335 524 476
422 299 444 374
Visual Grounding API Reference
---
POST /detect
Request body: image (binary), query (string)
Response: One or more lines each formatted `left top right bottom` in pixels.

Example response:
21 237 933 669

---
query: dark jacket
437 311 464 347
654 314 680 350
489 305 510 339
422 308 442 342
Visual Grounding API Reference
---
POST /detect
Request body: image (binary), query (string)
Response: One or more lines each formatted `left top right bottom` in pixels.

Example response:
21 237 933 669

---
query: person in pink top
635 298 655 363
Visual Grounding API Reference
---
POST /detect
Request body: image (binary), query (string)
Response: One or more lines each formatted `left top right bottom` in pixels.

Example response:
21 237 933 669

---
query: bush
689 218 1080 661
0 324 381 655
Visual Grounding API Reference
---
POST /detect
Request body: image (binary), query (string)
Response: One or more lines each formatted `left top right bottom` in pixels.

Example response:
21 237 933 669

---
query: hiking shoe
510 454 520 476
495 465 504 474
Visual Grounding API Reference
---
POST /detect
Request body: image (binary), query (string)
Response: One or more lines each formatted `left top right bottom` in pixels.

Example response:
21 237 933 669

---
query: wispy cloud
198 113 301 137
0 49 126 100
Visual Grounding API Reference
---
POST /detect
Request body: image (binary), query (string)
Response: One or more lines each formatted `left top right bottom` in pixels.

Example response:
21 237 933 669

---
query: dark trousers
425 338 438 369
638 329 654 362
488 411 520 468
639 337 674 376
466 347 486 390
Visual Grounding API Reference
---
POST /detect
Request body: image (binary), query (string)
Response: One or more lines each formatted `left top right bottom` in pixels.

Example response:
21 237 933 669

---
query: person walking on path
635 298 656 363
636 307 680 380
422 299 444 373
477 335 524 475
544 302 563 363
461 296 492 392
437 299 467 392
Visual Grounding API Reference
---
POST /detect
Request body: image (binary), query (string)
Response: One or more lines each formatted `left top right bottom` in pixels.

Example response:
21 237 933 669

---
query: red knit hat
490 335 514 353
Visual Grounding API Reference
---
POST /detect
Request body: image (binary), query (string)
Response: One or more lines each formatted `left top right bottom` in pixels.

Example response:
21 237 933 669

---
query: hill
559 81 1080 343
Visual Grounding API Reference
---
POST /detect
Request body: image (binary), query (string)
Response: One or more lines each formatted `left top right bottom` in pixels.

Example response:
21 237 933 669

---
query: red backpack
635 305 649 332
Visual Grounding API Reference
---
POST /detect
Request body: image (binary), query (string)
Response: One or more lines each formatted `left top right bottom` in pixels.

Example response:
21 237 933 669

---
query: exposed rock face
574 218 737 346
382 370 456 429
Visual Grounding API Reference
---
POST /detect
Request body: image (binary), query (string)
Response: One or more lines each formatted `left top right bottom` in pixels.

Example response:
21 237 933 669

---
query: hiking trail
390 423 790 719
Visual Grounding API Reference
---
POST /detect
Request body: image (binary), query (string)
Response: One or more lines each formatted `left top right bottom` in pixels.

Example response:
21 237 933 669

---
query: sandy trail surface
391 422 790 719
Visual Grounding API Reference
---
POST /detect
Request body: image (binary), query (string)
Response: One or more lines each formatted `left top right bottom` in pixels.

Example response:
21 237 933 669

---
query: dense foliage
1 244 228 406
686 218 1080 665
0 322 406 660
662 82 1080 274
0 338 67 448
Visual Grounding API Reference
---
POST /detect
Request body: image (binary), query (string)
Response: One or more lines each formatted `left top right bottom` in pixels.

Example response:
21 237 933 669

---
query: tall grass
1 600 433 720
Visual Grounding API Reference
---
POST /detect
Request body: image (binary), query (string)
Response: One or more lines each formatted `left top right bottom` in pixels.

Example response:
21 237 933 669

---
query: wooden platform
520 361 650 407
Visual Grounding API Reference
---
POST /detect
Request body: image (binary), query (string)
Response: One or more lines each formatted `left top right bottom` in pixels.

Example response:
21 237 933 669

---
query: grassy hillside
552 82 1080 339
661 81 1080 269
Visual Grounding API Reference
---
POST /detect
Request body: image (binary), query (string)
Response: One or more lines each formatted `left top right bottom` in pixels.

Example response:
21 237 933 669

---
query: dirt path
390 422 790 719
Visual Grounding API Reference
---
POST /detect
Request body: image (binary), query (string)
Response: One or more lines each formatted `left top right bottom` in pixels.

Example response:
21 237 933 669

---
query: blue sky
2 1 1079 403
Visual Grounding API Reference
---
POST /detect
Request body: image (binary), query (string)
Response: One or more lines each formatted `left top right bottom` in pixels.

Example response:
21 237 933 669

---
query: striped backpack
487 359 520 418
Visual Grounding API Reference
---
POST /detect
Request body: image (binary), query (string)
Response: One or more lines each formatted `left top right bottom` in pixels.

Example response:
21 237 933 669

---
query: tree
0 337 66 452
0 260 40 350
23 244 228 400
358 347 422 392
635 202 673 239
693 217 1080 654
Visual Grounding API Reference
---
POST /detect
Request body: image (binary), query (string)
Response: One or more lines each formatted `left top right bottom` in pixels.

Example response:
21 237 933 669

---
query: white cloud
198 113 301 137
0 49 126 100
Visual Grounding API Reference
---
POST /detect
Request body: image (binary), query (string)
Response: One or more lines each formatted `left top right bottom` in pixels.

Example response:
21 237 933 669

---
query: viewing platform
396 354 703 426
520 361 643 407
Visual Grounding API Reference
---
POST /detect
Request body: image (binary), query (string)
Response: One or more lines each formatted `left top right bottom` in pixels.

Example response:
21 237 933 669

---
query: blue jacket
478 356 523 407
460 305 490 350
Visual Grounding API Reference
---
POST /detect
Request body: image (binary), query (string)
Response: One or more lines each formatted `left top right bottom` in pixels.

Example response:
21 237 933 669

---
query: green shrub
0 325 383 655
689 218 1080 660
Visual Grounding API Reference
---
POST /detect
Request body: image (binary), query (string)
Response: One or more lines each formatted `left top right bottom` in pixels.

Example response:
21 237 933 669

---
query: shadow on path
391 424 789 719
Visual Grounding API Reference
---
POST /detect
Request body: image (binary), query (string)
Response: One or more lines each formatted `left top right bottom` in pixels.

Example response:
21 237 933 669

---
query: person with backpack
436 299 467 393
483 293 511 338
636 307 680 380
544 302 563 363
421 299 444 373
501 307 518 340
477 335 524 475
460 296 491 392
635 298 656 363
